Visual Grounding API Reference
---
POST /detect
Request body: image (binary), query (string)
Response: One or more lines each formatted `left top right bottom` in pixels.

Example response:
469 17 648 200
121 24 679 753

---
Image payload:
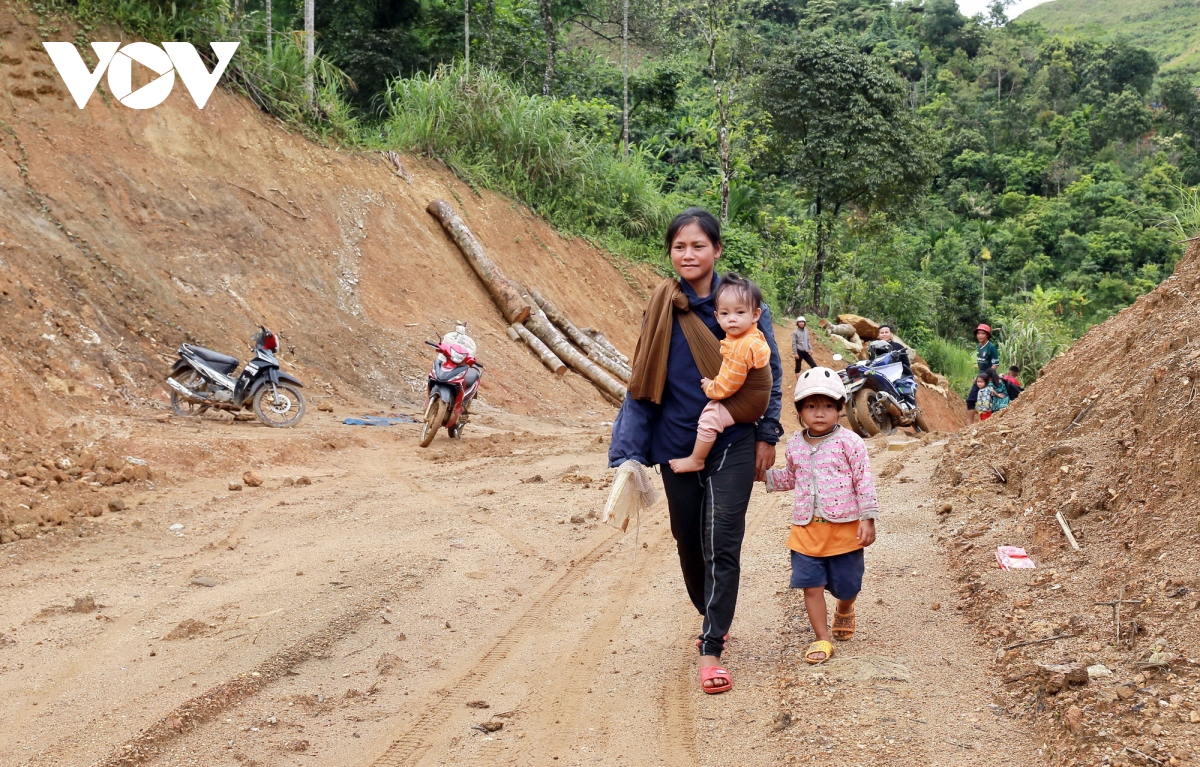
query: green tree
758 33 934 309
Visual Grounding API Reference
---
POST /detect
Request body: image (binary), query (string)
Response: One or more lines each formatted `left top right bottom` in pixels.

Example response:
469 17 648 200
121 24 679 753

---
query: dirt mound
936 243 1200 764
0 4 656 442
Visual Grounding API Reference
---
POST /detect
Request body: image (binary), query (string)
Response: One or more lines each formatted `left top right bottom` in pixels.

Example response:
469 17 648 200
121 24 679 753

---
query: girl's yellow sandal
805 640 834 664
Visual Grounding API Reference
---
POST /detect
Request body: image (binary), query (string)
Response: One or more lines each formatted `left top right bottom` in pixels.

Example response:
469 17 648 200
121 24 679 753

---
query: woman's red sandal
699 665 732 694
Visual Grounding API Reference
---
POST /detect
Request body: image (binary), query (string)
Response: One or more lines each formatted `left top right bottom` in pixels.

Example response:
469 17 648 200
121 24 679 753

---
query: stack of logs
427 199 631 404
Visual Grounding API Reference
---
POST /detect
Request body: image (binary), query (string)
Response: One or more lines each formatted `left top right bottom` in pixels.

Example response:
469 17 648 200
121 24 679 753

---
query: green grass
373 64 675 258
1021 0 1200 78
917 337 977 396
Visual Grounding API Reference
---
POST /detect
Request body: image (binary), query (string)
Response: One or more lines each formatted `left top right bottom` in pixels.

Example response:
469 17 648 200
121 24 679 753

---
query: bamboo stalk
512 323 566 376
427 199 531 324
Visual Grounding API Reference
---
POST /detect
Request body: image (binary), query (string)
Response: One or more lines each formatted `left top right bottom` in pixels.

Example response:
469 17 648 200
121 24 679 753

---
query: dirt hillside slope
0 3 657 446
936 243 1200 765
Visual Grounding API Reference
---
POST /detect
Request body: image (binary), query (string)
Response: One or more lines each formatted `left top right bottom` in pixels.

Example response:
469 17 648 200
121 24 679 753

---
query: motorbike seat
187 345 239 369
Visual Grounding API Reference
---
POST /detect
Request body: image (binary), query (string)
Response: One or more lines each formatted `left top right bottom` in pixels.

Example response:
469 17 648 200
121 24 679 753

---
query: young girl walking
763 368 879 664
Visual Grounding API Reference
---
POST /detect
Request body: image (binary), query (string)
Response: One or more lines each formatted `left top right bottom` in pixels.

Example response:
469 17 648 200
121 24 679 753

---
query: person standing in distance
792 316 816 374
966 324 999 423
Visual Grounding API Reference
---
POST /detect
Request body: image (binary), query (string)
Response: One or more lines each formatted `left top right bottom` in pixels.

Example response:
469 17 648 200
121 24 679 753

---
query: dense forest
45 0 1200 384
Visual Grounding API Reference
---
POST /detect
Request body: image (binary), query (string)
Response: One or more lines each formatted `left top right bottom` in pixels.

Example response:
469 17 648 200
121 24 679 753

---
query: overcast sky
955 0 1057 18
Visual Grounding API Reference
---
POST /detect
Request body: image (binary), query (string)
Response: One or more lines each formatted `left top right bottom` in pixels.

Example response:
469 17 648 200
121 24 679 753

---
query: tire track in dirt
367 526 624 767
0 472 352 755
86 601 378 767
476 506 678 764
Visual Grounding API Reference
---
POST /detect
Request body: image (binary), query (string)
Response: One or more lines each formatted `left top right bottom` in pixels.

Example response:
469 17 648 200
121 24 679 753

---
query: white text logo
42 41 240 109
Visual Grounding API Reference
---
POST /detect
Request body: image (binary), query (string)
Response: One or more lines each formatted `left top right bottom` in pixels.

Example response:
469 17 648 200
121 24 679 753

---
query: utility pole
265 0 272 62
464 0 470 74
621 0 629 156
304 0 314 107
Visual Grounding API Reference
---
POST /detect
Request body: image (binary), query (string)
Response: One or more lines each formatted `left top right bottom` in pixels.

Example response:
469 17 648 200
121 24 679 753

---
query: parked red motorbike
419 339 483 447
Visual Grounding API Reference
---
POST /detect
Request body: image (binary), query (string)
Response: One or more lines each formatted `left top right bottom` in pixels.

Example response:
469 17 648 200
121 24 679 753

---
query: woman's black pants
660 429 756 658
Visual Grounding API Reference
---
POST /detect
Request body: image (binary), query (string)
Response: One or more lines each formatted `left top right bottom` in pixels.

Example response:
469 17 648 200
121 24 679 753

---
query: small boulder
86 505 103 518
12 523 37 539
228 482 243 492
190 576 217 588
1063 705 1083 735
317 402 334 413
243 471 264 488
836 313 881 341
296 476 312 486
107 499 126 513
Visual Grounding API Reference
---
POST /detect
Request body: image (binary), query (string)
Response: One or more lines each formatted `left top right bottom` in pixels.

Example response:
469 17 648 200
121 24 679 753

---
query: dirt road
0 411 1046 766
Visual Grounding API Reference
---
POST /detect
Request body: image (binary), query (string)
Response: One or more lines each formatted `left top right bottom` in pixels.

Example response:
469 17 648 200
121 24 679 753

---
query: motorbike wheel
253 383 306 428
852 390 880 437
914 411 931 433
420 399 447 448
169 368 207 417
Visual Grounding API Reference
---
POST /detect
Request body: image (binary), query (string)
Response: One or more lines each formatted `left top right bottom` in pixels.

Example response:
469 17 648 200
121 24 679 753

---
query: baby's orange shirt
702 327 771 400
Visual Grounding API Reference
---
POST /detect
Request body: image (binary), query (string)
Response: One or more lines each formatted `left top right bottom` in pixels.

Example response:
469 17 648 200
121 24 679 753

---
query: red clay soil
935 243 1200 765
0 3 657 445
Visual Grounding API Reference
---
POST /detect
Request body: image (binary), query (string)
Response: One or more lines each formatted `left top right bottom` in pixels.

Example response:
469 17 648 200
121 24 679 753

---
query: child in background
669 274 771 473
1002 366 1023 400
762 367 878 664
976 370 1010 420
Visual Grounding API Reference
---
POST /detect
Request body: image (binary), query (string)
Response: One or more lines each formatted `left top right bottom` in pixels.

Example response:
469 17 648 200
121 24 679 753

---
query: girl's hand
857 519 876 547
700 377 713 388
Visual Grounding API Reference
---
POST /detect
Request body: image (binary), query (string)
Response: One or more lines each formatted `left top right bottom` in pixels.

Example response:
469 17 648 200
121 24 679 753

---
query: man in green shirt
967 323 999 422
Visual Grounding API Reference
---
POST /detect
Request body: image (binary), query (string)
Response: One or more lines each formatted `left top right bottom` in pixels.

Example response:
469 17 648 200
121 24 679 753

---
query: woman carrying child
763 367 878 664
610 208 784 694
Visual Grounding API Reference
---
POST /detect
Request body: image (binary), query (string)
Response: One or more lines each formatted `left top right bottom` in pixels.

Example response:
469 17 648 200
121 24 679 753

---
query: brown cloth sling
628 278 771 423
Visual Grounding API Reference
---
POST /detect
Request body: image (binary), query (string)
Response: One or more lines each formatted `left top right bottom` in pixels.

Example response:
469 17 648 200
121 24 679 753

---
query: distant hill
1020 0 1200 78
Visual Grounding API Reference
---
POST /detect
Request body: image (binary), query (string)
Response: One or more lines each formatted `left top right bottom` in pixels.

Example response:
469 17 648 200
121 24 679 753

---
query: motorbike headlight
449 349 466 364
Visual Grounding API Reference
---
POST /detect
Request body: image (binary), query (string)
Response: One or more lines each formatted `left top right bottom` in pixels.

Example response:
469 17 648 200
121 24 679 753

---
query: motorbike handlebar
425 340 440 349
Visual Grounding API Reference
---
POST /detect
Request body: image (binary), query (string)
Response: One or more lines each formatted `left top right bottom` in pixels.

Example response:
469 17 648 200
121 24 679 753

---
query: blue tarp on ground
342 414 420 426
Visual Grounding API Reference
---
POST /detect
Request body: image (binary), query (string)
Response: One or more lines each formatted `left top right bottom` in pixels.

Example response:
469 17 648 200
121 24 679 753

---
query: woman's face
670 222 720 285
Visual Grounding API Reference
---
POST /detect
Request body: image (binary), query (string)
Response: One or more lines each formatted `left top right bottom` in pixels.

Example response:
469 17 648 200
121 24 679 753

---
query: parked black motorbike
836 341 930 436
166 327 306 428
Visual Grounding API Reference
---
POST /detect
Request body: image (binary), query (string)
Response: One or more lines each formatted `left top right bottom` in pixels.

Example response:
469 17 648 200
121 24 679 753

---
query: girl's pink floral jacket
765 425 879 525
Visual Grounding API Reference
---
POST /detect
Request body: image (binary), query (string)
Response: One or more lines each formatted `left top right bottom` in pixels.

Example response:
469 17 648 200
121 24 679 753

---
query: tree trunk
621 0 629 156
588 346 632 383
539 0 556 96
580 328 628 363
709 41 731 224
525 313 626 403
527 286 593 352
811 198 825 311
464 0 470 74
527 287 630 381
512 323 566 375
304 0 314 107
427 199 532 324
265 0 272 63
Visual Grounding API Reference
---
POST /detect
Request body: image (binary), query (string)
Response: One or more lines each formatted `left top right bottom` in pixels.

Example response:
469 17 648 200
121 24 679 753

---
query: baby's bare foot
669 455 704 473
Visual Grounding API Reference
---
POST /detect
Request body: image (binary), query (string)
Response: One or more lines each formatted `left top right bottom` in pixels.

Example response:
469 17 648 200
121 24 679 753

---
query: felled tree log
588 346 632 383
525 313 626 403
581 328 629 363
427 199 530 324
528 286 593 351
512 323 566 376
